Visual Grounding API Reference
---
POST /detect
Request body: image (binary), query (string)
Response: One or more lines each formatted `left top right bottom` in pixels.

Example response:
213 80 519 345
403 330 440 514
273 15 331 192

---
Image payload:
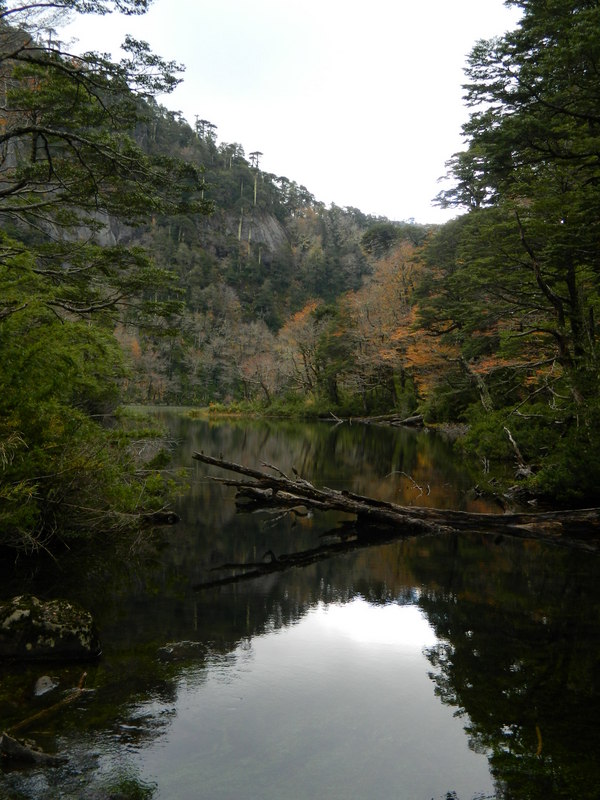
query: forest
1 0 600 553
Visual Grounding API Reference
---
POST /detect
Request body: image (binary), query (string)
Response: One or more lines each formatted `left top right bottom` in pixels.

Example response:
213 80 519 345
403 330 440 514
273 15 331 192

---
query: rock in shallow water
0 595 101 661
157 640 206 662
33 674 59 696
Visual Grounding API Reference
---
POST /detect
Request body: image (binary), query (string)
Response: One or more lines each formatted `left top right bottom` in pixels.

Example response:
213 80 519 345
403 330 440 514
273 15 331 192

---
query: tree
432 0 600 499
0 1 210 323
340 240 424 413
0 1 211 549
439 0 600 390
276 301 328 396
248 150 262 169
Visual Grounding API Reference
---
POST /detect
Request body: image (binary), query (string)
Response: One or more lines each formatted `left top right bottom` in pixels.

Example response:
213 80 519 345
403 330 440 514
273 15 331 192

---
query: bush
527 411 600 505
0 308 174 552
460 402 566 469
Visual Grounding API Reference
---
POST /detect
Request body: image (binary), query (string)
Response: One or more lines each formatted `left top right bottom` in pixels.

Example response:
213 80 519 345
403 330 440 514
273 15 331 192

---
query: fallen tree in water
192 452 600 557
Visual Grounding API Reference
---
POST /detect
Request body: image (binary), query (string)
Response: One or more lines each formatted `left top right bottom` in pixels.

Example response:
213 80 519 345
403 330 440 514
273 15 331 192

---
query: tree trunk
0 732 67 766
192 452 600 550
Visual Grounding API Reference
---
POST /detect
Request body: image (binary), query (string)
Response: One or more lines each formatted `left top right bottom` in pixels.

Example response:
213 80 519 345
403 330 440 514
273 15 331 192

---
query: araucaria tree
432 0 600 501
0 0 210 549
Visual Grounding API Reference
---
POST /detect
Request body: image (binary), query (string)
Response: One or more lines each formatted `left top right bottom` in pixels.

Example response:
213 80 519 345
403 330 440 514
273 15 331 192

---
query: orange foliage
341 241 425 367
287 300 322 326
401 313 460 398
130 337 142 360
276 301 327 393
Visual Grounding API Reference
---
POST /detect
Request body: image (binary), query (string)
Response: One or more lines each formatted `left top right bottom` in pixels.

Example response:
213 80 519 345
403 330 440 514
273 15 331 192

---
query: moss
0 595 100 660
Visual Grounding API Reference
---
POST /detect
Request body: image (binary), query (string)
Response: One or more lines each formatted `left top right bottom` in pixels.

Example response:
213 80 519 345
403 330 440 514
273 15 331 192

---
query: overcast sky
63 0 521 224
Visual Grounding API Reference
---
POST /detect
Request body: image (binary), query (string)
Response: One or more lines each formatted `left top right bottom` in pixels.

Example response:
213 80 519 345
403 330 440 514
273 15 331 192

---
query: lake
1 411 599 800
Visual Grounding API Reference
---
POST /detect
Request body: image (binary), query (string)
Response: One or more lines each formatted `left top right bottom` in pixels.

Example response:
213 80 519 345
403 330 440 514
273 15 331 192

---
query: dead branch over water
192 452 600 583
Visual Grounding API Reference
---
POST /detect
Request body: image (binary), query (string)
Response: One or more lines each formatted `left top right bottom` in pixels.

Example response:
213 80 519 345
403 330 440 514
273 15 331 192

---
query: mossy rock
0 595 101 661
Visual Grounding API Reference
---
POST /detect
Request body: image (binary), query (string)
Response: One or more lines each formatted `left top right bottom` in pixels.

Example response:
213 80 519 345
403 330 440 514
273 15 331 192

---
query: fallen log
192 452 600 550
339 412 424 427
8 672 88 738
0 732 67 766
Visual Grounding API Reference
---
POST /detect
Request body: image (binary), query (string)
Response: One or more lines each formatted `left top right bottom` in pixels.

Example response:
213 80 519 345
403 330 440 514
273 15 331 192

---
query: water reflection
129 598 494 800
313 598 437 647
412 535 600 800
1 413 599 800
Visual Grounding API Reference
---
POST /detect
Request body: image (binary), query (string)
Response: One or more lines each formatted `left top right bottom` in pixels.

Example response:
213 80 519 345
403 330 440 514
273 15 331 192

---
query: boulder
33 675 59 696
0 595 100 661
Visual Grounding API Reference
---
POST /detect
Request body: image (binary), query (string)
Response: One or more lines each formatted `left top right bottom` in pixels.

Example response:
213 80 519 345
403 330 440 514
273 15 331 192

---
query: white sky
62 0 521 224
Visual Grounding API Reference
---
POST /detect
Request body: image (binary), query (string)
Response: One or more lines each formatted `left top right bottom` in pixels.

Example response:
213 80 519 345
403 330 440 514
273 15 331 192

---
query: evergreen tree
432 0 600 500
0 1 210 549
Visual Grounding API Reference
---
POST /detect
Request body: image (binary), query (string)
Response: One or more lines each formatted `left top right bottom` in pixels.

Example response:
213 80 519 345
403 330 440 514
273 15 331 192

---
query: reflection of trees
411 535 600 800
6 416 594 799
171 415 492 510
11 513 597 800
6 528 599 800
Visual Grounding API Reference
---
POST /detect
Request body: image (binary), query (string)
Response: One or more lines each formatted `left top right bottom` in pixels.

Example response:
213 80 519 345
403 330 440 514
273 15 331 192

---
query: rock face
224 209 289 255
0 595 100 661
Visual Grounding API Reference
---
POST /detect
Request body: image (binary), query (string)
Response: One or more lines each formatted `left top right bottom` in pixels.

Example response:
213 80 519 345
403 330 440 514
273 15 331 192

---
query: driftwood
192 452 600 552
335 412 424 427
0 732 67 766
1 672 89 767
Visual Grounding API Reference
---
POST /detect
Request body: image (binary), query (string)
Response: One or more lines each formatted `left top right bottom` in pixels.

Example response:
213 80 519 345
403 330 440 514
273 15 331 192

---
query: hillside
118 105 432 405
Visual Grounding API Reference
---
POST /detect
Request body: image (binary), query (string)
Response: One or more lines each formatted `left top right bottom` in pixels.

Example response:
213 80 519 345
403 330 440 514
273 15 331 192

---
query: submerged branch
0 732 67 767
0 672 89 767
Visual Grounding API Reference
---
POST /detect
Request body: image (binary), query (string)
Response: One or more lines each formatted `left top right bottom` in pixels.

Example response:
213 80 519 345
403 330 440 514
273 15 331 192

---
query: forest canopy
428 0 600 500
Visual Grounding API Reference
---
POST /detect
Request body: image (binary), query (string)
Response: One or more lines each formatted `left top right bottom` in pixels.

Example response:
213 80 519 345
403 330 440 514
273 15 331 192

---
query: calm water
1 412 599 800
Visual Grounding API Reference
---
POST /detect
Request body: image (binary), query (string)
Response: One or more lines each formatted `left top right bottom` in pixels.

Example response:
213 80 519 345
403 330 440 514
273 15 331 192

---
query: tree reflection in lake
0 413 598 800
412 534 600 800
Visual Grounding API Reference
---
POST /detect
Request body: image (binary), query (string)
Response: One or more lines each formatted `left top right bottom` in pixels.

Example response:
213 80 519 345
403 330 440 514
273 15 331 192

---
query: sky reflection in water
132 599 493 800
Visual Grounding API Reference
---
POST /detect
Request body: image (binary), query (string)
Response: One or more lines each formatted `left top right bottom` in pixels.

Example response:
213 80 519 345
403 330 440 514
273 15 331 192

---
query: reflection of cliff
408 535 600 799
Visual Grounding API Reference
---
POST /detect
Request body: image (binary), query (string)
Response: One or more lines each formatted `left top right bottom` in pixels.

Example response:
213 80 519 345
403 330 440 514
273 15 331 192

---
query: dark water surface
1 412 599 800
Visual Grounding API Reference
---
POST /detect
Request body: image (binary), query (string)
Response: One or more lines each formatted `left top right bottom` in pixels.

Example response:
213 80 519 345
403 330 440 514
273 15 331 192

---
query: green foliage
361 222 404 258
0 5 208 551
421 374 479 425
0 298 175 549
458 392 600 503
416 0 600 501
362 220 431 258
463 407 537 464
527 405 600 504
256 391 311 418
